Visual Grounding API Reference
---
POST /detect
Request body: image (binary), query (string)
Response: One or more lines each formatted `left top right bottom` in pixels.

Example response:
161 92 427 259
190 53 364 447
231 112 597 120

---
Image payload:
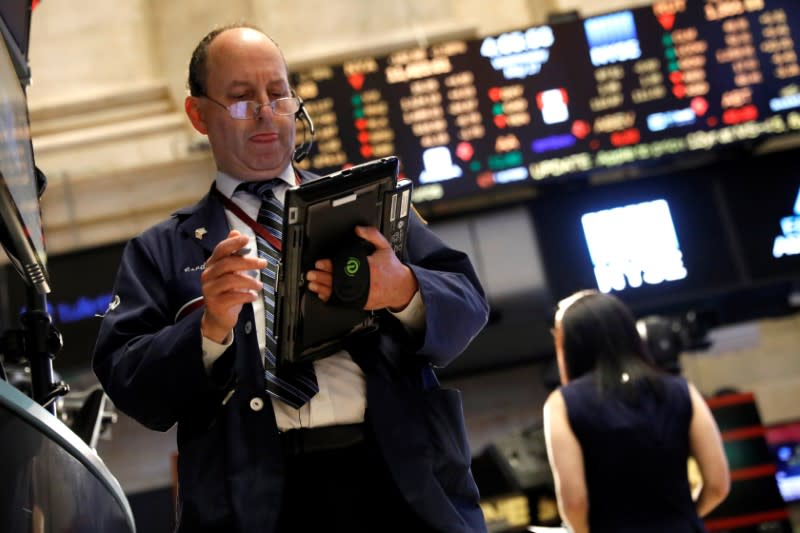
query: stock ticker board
289 0 800 215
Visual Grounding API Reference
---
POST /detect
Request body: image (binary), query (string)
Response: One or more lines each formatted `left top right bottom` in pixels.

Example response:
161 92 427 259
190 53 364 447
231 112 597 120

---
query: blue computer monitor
766 421 800 504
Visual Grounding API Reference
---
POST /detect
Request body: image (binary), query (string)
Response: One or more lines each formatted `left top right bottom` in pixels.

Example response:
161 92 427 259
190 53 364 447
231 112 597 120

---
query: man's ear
185 96 208 134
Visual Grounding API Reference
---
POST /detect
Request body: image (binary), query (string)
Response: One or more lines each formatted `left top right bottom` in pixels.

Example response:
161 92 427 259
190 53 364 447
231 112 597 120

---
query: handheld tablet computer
276 156 412 365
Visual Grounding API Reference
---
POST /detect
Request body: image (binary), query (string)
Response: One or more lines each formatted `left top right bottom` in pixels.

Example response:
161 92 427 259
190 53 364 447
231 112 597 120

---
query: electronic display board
0 11 47 293
289 0 800 217
528 170 743 314
0 0 33 83
718 150 800 284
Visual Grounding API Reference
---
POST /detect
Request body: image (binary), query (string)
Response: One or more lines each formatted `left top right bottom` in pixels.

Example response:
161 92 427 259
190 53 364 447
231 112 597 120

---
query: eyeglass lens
227 98 299 119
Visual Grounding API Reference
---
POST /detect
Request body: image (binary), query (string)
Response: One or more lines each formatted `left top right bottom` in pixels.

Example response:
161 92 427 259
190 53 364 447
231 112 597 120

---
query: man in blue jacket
92 23 490 533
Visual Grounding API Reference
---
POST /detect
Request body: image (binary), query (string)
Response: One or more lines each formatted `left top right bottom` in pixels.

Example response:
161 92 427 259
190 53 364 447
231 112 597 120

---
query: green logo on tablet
345 257 360 277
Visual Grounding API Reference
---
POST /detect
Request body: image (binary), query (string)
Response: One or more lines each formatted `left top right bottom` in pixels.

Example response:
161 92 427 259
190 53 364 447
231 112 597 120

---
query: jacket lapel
175 184 230 256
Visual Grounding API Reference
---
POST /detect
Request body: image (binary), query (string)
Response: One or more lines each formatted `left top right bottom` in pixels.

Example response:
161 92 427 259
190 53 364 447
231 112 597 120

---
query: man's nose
255 101 274 119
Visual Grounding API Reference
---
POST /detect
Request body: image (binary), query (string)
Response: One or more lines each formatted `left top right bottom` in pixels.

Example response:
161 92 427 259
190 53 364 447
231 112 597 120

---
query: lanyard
211 186 282 251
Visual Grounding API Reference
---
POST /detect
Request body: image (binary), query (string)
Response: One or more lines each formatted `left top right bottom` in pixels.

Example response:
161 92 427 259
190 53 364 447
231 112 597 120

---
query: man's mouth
250 132 278 143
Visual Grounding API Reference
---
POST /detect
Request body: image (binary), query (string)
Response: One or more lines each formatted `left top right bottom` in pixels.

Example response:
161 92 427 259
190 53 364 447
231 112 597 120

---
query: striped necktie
238 180 319 409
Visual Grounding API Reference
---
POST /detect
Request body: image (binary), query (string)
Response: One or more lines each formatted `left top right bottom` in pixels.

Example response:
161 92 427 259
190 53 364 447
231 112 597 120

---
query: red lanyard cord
211 186 282 251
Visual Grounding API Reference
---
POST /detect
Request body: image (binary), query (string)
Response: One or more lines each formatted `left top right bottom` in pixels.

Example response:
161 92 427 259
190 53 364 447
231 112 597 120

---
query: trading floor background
2 0 799 531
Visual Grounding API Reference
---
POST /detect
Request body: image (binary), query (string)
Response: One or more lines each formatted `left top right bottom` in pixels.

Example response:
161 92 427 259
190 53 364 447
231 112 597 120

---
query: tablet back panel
277 156 404 364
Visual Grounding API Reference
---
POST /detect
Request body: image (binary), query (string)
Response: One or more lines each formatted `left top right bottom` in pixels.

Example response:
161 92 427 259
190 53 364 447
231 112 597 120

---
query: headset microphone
293 96 315 163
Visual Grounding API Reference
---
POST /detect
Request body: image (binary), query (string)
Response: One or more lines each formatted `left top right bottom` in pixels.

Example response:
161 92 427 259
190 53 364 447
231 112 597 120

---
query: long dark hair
557 290 665 401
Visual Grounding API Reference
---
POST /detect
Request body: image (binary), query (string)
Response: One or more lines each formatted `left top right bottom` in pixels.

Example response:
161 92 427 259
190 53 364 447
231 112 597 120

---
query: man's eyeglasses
201 95 301 119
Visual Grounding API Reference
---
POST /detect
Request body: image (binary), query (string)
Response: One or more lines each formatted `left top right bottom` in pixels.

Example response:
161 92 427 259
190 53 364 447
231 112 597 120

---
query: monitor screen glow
530 169 743 313
581 198 688 293
765 422 800 504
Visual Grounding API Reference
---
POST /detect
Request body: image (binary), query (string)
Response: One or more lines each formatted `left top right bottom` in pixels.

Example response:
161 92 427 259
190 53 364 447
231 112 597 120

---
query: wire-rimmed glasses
202 95 301 119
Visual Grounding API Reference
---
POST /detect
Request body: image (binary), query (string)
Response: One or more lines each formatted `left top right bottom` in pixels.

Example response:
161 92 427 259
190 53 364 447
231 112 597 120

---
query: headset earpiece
293 95 315 163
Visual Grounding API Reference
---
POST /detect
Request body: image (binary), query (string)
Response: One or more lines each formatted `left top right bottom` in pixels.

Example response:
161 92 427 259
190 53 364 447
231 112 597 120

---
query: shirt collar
215 165 298 204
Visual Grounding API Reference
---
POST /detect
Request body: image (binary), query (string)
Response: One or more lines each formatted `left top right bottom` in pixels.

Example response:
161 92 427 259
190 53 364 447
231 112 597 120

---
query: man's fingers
307 282 331 302
207 232 250 263
204 248 266 281
314 259 333 272
355 226 390 250
209 290 260 308
205 230 266 278
306 269 333 288
204 270 258 297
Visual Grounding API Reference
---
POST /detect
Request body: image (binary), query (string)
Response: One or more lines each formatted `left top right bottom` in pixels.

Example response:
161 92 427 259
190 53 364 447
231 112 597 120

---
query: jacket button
244 321 253 334
249 397 264 412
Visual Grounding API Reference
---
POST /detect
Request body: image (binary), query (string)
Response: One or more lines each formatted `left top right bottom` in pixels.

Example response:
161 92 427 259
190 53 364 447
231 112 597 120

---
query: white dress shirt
201 167 425 430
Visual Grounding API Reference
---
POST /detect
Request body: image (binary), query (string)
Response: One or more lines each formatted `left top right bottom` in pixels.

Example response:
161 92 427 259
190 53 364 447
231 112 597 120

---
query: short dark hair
187 23 283 97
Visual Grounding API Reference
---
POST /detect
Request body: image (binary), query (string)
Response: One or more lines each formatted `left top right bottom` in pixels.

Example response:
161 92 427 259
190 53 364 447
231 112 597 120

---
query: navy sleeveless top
561 373 706 533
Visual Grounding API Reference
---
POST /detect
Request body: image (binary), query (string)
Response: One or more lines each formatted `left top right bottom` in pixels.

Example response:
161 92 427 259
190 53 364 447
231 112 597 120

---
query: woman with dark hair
542 290 730 533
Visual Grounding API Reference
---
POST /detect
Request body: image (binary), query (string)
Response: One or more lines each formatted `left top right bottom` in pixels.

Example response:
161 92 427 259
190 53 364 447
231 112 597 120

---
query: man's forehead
207 28 281 64
226 78 289 89
206 35 288 85
213 26 270 47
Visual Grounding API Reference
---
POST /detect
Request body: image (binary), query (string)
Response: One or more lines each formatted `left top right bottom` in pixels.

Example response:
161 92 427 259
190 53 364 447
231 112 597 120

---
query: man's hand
200 230 267 342
306 226 418 311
